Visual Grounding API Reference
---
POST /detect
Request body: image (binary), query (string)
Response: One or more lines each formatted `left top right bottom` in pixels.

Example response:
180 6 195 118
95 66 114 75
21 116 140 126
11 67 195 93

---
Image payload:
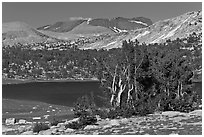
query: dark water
2 81 104 107
2 81 202 107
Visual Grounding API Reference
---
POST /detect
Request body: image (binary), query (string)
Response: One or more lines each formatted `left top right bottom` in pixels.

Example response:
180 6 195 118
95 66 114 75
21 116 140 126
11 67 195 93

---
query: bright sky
2 2 202 28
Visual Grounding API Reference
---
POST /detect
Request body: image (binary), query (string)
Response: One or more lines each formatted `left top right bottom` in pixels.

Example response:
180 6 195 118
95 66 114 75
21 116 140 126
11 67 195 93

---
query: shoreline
2 78 99 85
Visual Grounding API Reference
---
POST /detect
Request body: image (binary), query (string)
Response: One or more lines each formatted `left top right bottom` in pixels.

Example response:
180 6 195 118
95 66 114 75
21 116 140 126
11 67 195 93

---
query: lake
2 81 104 107
2 81 202 107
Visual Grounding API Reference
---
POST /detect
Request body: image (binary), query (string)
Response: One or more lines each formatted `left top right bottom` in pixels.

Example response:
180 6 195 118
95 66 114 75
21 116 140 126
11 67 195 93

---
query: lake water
2 81 104 107
2 81 202 107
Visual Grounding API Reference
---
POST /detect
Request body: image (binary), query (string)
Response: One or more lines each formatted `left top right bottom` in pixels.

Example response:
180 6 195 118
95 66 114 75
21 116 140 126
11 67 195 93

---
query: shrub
33 122 50 133
73 95 96 117
79 115 97 125
158 90 201 113
50 118 63 126
65 121 84 130
93 109 109 119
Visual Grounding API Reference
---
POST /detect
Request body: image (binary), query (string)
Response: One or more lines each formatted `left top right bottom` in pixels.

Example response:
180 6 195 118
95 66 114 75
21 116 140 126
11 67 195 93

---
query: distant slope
67 21 115 34
2 21 56 46
89 17 152 32
37 19 86 32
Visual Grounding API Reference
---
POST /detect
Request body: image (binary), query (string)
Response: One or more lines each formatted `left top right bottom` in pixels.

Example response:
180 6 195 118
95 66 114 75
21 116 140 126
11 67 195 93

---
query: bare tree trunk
134 50 138 101
127 84 134 104
116 76 126 108
110 94 116 106
176 81 180 99
180 82 183 97
109 65 118 106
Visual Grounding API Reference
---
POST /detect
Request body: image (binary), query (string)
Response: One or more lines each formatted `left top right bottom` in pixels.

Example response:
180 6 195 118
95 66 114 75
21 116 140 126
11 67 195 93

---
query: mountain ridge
2 11 202 49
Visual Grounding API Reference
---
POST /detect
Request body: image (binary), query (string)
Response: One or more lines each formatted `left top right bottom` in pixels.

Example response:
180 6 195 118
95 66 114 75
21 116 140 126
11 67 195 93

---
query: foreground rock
3 109 202 135
5 118 16 125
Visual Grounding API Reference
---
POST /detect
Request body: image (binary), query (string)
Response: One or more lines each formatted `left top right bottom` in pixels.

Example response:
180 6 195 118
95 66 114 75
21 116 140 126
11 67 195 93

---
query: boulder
38 129 53 135
96 115 102 121
109 119 120 126
199 105 202 108
84 125 100 130
43 115 49 119
58 126 66 132
93 132 99 135
120 118 129 123
21 131 34 135
26 121 32 124
65 118 80 124
18 119 26 124
65 128 75 133
57 122 65 127
51 128 58 134
50 126 58 129
18 126 26 133
5 118 16 125
103 125 112 129
25 125 33 131
32 117 41 120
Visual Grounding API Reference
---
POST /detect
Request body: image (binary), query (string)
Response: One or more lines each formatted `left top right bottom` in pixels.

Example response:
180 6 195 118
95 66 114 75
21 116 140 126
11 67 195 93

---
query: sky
2 2 202 28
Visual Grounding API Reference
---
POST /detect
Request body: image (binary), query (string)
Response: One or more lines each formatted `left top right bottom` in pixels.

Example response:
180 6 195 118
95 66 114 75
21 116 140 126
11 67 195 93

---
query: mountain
2 11 201 49
37 17 152 33
2 21 57 46
79 10 202 49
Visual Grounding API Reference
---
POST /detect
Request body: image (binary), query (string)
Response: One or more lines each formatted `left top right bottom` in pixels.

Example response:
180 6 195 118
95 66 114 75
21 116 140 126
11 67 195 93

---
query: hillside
2 21 57 46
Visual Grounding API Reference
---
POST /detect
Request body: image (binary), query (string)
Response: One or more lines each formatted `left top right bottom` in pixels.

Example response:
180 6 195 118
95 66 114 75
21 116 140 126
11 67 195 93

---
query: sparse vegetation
33 122 50 133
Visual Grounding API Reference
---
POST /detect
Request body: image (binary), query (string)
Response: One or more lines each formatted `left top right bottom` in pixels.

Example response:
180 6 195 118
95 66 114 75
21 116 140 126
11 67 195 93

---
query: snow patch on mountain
112 27 128 33
102 41 117 49
86 18 92 24
43 25 50 29
129 20 148 26
132 30 150 40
